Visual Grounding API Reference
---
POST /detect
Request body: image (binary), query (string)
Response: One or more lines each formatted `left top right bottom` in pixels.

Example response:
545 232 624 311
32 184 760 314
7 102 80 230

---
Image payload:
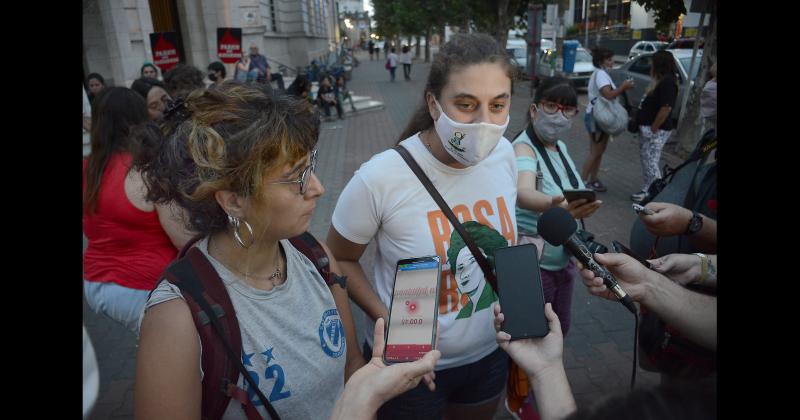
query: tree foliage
634 0 687 29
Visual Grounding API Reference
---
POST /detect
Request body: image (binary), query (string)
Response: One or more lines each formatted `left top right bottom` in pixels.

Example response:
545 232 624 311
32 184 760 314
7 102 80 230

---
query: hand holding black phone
494 244 549 339
563 189 596 204
611 240 653 270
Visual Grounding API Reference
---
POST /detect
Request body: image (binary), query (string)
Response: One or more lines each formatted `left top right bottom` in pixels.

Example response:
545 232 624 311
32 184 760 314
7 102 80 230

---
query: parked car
535 47 595 88
628 40 669 60
667 37 704 50
506 38 556 75
609 49 703 124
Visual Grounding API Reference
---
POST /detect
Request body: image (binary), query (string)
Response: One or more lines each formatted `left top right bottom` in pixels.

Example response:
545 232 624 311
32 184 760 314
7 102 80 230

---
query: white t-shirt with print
388 53 399 67
332 134 518 370
587 68 615 113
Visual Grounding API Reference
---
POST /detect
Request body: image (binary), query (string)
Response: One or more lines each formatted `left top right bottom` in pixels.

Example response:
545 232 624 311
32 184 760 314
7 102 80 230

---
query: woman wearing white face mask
508 76 602 418
327 33 518 419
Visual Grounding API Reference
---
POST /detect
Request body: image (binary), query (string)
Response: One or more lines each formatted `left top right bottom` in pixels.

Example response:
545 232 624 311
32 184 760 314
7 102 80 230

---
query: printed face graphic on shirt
447 221 507 319
425 197 516 318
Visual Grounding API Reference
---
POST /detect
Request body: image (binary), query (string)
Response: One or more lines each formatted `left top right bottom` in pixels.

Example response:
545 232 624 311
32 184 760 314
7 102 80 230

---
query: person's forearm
518 187 558 213
529 366 577 420
651 106 671 131
642 273 717 350
689 215 716 253
330 386 378 420
338 260 388 322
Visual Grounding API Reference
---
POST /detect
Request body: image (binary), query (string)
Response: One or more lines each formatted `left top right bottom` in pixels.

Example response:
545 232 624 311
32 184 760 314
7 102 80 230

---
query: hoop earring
228 214 254 249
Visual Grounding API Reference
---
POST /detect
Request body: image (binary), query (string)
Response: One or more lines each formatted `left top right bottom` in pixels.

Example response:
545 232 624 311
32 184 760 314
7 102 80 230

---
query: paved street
84 49 684 419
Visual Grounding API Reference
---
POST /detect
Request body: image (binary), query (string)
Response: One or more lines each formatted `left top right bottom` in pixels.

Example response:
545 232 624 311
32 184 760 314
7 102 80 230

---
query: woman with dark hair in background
580 47 634 193
83 87 193 335
163 63 206 99
140 62 159 79
327 33 517 419
206 61 226 87
287 74 313 103
400 45 413 81
86 73 106 103
631 50 679 203
130 77 172 121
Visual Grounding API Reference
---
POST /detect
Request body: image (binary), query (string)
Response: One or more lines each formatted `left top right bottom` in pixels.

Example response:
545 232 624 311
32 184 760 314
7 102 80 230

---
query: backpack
158 232 343 420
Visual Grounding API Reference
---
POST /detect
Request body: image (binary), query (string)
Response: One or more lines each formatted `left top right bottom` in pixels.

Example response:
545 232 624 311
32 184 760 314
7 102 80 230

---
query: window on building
260 0 278 32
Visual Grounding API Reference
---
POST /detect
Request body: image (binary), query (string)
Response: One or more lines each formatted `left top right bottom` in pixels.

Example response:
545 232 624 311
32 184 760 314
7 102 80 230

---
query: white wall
630 2 656 29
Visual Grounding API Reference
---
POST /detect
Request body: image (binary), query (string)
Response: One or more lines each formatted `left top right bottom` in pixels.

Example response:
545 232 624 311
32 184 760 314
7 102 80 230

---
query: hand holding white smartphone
383 256 441 364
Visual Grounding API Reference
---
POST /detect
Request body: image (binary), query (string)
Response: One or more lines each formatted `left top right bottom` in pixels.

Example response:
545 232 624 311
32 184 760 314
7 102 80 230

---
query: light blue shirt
513 129 585 271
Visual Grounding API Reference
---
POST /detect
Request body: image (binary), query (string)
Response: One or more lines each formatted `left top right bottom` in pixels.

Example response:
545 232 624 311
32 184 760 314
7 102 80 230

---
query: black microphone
538 207 637 314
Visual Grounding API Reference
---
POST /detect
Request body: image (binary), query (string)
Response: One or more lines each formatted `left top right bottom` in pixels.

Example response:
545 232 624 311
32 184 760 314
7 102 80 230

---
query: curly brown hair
133 82 319 235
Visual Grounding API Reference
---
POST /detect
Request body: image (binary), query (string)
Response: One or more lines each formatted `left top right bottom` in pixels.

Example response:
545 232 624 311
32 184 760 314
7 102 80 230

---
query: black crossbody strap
526 125 579 191
394 145 498 292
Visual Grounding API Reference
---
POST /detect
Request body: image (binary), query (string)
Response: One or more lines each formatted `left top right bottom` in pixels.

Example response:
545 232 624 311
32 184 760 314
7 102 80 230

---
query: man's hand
578 253 651 302
649 253 702 286
494 303 563 379
639 202 693 237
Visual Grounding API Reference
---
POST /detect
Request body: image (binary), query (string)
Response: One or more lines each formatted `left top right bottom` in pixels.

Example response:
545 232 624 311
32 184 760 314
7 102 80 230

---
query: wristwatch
685 211 703 235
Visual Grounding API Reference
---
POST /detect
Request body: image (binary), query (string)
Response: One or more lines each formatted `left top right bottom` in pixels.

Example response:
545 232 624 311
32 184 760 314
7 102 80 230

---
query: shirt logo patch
319 308 345 358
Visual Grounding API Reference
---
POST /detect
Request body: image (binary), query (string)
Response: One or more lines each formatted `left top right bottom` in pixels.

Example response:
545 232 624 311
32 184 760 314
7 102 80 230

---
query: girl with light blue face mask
508 77 603 416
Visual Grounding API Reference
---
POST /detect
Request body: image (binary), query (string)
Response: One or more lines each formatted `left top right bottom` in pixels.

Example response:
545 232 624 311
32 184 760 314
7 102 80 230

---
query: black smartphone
611 240 653 270
563 188 596 203
494 244 549 339
384 256 442 364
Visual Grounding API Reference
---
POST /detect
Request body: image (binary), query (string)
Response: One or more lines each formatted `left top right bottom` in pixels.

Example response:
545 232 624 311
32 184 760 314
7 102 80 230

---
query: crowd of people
83 33 717 420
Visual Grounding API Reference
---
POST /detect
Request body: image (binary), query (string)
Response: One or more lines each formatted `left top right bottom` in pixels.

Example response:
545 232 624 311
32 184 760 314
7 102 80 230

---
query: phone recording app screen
385 260 439 363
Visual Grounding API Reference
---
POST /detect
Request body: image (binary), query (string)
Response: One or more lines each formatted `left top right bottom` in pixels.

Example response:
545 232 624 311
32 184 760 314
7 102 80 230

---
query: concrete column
176 0 210 68
98 0 139 86
137 0 156 74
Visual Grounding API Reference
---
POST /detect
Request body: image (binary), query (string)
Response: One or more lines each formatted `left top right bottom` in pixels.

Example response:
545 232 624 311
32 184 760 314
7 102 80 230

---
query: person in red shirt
83 87 193 336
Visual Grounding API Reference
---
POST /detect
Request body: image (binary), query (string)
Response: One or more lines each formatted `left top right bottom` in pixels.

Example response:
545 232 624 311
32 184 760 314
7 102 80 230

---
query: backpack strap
289 232 347 289
163 247 281 420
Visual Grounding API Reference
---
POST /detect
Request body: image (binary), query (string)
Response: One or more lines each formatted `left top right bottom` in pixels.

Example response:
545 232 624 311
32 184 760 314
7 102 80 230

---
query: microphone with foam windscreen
538 207 637 314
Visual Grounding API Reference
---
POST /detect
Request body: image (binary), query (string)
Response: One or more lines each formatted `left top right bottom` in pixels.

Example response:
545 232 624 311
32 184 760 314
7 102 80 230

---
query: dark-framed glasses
270 149 318 194
537 101 579 118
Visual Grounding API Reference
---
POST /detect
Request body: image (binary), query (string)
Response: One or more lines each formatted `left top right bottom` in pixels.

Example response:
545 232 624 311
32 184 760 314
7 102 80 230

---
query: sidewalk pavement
84 49 684 419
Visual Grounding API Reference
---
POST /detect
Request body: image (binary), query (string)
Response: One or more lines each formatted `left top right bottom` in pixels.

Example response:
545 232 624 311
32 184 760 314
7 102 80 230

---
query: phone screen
384 256 441 363
494 244 549 339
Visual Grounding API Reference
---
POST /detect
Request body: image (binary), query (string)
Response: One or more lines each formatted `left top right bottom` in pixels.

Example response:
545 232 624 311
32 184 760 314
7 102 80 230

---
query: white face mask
533 107 573 143
433 99 509 166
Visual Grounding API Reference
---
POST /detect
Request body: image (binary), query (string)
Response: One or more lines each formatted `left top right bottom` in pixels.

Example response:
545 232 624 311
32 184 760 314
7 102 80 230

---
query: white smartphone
632 203 654 215
383 256 441 364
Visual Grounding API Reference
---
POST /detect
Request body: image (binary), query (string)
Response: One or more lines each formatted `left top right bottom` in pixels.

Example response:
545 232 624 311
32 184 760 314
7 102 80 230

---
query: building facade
84 0 341 87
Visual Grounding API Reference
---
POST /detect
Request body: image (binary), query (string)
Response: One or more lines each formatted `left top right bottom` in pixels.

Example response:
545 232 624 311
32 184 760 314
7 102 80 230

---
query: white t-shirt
587 68 615 113
399 52 412 65
388 53 399 67
332 134 518 369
